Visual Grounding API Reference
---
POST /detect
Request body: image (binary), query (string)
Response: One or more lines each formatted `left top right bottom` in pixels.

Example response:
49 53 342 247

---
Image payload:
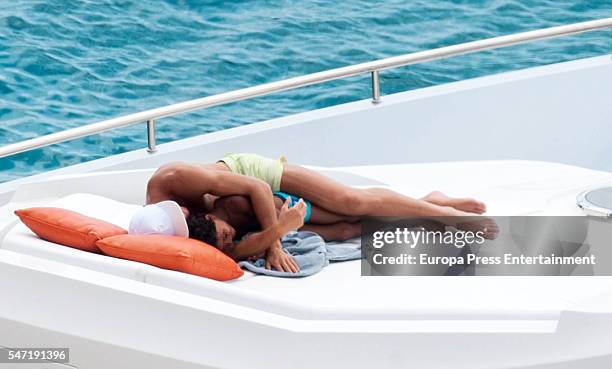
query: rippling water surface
1 0 611 182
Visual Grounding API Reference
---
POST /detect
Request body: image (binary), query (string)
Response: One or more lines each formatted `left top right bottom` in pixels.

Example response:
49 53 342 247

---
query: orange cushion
14 207 127 253
96 235 244 281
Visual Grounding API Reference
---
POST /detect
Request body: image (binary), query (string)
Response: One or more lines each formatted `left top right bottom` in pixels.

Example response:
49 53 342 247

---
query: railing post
371 70 381 104
147 119 157 153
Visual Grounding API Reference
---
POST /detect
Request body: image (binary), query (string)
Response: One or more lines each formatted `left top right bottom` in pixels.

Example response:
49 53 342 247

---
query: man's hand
277 198 306 234
264 199 305 273
265 241 300 273
223 198 306 262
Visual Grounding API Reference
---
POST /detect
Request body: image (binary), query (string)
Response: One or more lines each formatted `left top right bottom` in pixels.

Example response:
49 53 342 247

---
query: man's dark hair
186 211 217 247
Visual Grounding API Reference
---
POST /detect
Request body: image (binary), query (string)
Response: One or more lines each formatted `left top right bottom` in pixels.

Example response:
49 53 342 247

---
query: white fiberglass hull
1 160 611 369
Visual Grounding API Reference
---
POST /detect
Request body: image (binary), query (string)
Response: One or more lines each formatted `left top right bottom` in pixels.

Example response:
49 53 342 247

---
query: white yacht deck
2 160 611 324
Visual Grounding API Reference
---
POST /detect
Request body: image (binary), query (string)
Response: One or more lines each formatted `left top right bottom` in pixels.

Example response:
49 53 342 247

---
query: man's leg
308 203 360 224
300 222 361 242
280 164 482 218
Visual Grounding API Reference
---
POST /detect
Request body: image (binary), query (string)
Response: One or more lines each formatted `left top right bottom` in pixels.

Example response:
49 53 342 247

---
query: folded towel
238 231 361 277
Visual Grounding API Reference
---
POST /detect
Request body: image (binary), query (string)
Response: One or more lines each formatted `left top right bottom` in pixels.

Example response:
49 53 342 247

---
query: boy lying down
133 153 495 273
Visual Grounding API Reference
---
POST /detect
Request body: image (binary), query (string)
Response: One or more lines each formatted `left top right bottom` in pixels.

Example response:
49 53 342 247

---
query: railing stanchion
371 70 381 104
147 119 157 153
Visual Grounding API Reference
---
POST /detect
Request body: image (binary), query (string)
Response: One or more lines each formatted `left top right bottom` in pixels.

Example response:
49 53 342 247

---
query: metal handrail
1 17 611 158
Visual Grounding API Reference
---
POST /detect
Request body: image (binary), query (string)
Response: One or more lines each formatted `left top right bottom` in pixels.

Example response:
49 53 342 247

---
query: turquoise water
1 1 611 183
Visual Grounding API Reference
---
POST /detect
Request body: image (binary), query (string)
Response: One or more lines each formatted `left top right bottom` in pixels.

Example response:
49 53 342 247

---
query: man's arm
228 199 306 273
224 224 282 261
147 162 278 230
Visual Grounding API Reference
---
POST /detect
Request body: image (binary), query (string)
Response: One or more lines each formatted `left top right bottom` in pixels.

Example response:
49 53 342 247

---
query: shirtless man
143 153 492 273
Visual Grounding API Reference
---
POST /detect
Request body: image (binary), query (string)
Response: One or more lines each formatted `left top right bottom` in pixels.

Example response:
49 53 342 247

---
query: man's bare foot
422 191 487 214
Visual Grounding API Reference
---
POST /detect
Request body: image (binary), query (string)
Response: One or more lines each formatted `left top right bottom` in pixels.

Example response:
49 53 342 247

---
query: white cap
128 201 189 237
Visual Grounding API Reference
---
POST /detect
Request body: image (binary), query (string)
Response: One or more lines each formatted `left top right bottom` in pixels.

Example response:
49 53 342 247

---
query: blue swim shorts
273 191 312 223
